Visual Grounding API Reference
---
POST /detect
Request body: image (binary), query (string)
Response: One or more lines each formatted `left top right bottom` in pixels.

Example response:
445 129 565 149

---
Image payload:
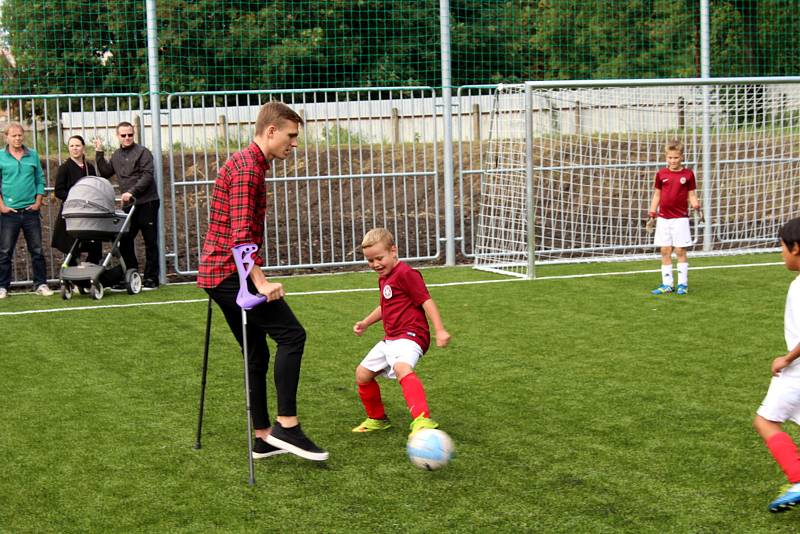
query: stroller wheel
78 284 88 295
125 269 142 295
60 283 72 301
90 282 104 301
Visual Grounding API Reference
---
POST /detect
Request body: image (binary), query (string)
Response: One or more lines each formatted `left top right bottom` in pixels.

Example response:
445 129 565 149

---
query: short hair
665 140 684 154
68 134 85 146
255 102 304 136
779 218 800 251
361 228 395 250
116 121 134 132
4 122 24 135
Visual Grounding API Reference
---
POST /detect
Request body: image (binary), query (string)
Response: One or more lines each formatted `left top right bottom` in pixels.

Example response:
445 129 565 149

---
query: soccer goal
473 84 535 278
473 79 800 278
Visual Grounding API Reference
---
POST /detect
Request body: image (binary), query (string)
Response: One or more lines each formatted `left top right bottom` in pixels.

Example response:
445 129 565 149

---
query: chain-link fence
1 1 799 287
2 1 798 95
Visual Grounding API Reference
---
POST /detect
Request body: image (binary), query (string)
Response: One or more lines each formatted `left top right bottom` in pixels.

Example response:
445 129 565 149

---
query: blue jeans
0 209 48 289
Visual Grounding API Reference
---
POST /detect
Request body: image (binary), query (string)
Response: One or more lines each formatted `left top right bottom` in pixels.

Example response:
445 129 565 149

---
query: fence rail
2 78 800 287
165 87 442 275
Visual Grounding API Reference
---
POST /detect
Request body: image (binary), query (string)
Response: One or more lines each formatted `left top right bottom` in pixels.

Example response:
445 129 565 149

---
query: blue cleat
651 284 673 295
769 483 800 513
676 284 688 295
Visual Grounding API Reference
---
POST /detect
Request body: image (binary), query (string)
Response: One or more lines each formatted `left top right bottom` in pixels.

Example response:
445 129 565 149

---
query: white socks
661 263 688 287
677 262 688 286
661 265 673 287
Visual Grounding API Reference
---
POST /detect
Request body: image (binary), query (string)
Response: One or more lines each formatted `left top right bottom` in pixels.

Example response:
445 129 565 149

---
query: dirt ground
6 136 792 287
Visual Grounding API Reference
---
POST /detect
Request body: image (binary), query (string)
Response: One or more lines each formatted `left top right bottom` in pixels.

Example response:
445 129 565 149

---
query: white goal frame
473 77 800 279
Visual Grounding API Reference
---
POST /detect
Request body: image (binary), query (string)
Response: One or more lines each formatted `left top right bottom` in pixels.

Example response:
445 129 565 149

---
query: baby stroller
59 175 142 300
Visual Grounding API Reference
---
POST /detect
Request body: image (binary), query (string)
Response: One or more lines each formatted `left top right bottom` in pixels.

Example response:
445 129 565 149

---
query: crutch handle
232 244 267 310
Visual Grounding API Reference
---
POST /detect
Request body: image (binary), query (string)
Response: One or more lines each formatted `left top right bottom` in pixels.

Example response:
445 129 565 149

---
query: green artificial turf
2 254 799 533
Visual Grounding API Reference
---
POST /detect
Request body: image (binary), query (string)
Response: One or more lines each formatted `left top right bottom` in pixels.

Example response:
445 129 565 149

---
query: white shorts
654 217 692 248
359 339 423 380
757 373 800 424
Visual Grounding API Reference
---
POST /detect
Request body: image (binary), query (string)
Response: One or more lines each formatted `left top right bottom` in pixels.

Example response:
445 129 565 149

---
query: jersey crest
383 285 393 299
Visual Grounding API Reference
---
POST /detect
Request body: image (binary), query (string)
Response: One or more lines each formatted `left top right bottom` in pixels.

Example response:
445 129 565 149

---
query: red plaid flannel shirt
197 142 269 288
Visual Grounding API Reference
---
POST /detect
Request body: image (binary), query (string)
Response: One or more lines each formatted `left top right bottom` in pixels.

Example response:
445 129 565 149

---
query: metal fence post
440 0 456 266
700 0 713 251
145 0 167 284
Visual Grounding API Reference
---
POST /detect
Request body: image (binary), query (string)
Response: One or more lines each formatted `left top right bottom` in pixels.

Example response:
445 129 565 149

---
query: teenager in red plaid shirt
198 102 328 462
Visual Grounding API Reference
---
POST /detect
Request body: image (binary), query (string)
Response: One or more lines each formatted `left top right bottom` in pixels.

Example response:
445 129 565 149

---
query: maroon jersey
379 261 432 353
654 167 696 219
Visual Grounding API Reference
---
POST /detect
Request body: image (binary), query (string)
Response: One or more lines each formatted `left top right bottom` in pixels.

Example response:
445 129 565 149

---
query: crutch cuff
232 244 267 310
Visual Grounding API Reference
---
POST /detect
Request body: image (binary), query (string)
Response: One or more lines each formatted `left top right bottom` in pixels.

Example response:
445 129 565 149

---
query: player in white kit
753 218 800 512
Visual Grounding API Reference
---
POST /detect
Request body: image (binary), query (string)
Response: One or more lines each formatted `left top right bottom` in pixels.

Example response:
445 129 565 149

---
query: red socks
359 373 431 420
357 380 386 420
399 372 430 419
766 432 800 483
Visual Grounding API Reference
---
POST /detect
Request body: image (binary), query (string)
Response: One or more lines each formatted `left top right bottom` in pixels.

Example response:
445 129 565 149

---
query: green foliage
0 1 798 95
319 124 371 146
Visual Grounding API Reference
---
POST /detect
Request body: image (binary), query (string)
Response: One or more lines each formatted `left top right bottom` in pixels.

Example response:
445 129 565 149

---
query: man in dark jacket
94 122 160 288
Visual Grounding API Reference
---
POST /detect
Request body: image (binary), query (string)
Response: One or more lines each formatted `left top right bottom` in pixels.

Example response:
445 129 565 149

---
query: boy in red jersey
646 140 701 295
351 228 451 435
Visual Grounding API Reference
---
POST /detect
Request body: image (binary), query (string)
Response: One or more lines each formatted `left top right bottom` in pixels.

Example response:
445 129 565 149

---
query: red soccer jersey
654 167 696 219
197 143 269 288
379 261 432 353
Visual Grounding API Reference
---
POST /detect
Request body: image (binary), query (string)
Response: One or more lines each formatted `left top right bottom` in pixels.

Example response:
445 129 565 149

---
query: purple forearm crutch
232 243 268 486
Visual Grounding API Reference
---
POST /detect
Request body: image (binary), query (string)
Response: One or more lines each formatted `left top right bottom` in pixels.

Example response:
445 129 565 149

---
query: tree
1 0 132 94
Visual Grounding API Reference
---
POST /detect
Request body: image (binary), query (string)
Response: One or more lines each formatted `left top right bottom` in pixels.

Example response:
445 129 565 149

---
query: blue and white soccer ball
406 429 455 471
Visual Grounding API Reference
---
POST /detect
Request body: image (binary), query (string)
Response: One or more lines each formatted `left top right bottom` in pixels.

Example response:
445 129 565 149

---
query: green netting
1 1 799 96
0 0 146 94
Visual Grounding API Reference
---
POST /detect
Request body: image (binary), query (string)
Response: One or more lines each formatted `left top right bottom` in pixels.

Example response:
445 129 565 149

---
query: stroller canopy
63 176 116 218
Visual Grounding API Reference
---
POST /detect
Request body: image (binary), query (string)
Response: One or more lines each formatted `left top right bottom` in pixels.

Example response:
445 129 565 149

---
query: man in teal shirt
0 122 53 298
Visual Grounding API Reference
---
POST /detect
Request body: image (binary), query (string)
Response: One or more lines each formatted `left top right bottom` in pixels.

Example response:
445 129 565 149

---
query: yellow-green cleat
409 414 439 436
352 417 392 433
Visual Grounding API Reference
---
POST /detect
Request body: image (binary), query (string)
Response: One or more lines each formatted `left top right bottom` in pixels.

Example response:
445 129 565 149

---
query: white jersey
782 274 800 376
755 274 800 424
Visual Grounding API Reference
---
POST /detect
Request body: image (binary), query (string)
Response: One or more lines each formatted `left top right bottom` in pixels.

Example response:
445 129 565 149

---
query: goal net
473 84 533 278
474 82 800 277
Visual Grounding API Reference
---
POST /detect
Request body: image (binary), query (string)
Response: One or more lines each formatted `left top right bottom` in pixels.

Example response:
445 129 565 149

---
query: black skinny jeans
206 273 306 429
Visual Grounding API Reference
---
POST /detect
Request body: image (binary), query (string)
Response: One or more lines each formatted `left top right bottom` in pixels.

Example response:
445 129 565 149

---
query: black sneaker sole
266 434 329 462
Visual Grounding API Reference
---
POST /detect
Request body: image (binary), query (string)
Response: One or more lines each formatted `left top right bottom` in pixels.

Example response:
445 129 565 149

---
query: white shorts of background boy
653 217 692 248
360 339 423 380
758 366 800 425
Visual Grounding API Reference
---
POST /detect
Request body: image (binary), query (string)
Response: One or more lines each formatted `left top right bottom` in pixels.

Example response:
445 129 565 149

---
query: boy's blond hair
361 228 395 250
665 140 684 154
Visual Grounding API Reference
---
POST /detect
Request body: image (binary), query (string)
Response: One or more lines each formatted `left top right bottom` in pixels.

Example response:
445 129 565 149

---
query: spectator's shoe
409 414 439 436
650 284 673 295
0 287 7 299
676 284 688 295
769 483 800 513
35 284 53 296
109 282 127 292
143 279 159 290
352 417 392 433
252 437 289 459
266 422 329 461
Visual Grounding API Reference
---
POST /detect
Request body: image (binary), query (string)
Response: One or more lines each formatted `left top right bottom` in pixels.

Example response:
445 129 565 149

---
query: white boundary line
0 261 783 317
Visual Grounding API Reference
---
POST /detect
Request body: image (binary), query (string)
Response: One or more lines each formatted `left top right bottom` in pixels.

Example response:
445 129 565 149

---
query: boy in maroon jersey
646 140 701 295
351 228 451 435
